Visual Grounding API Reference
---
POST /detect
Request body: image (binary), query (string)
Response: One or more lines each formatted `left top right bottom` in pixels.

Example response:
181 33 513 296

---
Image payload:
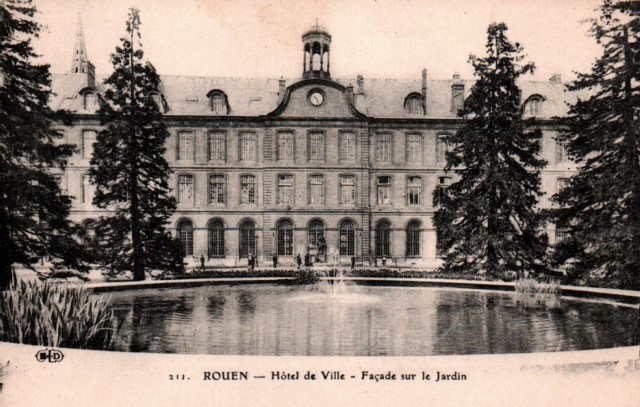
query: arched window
208 219 225 258
308 219 325 254
84 92 97 112
375 220 391 257
210 93 225 113
404 95 422 115
177 219 194 256
277 219 294 256
339 219 355 256
528 97 542 115
149 92 163 110
239 219 256 258
406 220 421 257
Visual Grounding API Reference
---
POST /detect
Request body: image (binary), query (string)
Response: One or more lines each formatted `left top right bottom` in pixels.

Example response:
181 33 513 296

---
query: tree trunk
0 227 14 290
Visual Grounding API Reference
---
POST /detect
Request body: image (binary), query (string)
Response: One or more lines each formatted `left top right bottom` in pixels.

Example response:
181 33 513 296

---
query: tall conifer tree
433 23 548 279
90 8 177 280
0 0 86 289
551 1 639 289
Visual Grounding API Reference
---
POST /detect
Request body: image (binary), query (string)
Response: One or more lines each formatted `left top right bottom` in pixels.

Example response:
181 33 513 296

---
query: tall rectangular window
452 84 464 113
277 132 294 161
82 130 97 159
309 175 325 204
53 175 66 195
436 135 449 163
84 92 97 112
340 175 356 205
208 132 226 161
406 134 422 163
82 174 94 204
339 132 356 162
308 132 325 161
556 141 567 163
555 229 570 244
240 175 256 204
277 175 294 205
406 176 421 205
177 174 194 204
178 131 195 161
557 178 569 193
377 176 392 205
240 133 257 161
208 174 225 204
376 134 392 162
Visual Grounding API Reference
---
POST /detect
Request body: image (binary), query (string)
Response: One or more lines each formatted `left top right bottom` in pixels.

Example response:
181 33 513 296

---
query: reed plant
0 280 118 350
514 278 562 309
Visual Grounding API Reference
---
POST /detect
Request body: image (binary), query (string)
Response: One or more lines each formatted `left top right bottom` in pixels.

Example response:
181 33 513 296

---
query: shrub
0 280 118 350
293 268 320 284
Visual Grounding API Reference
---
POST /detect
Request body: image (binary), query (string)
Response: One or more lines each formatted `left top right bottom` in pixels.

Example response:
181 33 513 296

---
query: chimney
86 61 95 88
451 73 464 114
421 68 427 115
278 77 286 103
356 74 364 94
346 84 354 103
549 73 562 85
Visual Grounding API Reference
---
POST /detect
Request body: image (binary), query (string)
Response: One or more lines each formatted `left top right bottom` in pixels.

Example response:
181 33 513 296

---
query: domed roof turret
302 21 332 80
303 23 331 38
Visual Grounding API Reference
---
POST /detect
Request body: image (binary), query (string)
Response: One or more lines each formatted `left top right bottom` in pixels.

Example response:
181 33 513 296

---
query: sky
33 0 603 82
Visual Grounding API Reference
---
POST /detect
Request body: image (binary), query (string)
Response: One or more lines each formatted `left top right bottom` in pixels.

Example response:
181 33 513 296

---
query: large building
51 22 576 268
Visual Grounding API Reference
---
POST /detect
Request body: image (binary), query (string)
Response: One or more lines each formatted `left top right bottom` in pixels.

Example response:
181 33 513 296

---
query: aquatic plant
514 278 562 309
0 280 117 350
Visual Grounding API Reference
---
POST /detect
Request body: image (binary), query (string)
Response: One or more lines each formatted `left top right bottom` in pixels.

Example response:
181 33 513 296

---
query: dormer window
529 97 542 115
149 92 163 111
525 95 545 116
404 94 422 115
83 91 97 112
208 91 228 114
451 84 464 113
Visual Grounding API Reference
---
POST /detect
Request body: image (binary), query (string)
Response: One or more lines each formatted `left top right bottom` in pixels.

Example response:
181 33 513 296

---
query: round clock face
309 91 324 106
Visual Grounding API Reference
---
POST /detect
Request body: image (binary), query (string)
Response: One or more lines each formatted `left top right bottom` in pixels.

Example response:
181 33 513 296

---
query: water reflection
102 285 639 356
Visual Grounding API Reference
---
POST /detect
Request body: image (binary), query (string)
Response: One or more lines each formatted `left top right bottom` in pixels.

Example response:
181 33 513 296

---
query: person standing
200 254 205 272
248 253 254 272
296 253 302 269
272 253 278 268
351 256 356 270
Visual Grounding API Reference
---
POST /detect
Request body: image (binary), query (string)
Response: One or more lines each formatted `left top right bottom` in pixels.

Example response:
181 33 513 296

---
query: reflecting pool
102 284 639 356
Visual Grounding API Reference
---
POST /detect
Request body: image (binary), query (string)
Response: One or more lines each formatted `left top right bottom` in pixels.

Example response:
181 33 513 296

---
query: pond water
102 283 639 356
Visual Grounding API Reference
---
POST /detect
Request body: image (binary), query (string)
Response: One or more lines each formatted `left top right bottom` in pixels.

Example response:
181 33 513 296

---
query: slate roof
50 73 578 119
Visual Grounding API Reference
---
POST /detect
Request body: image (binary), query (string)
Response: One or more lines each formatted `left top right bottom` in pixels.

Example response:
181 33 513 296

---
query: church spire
70 14 94 79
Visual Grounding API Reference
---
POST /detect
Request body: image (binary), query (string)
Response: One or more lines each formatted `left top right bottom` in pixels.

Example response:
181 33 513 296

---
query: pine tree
433 23 548 279
551 1 639 289
0 1 87 289
90 8 177 280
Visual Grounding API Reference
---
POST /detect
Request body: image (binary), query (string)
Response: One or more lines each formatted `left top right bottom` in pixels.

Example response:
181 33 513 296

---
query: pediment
268 79 366 118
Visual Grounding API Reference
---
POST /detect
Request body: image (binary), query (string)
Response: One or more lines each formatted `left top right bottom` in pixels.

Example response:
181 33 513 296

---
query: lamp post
254 234 259 267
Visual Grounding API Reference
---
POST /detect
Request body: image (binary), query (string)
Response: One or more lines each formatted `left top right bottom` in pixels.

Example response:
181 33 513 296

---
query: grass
0 280 118 350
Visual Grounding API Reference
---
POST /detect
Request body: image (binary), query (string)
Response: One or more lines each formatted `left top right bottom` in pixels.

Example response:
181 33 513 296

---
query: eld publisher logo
35 349 64 363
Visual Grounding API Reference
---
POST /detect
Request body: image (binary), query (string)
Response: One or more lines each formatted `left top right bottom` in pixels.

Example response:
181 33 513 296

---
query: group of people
197 252 385 272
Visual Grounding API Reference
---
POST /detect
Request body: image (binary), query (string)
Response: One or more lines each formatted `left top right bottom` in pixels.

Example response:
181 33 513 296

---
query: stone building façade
50 22 577 268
